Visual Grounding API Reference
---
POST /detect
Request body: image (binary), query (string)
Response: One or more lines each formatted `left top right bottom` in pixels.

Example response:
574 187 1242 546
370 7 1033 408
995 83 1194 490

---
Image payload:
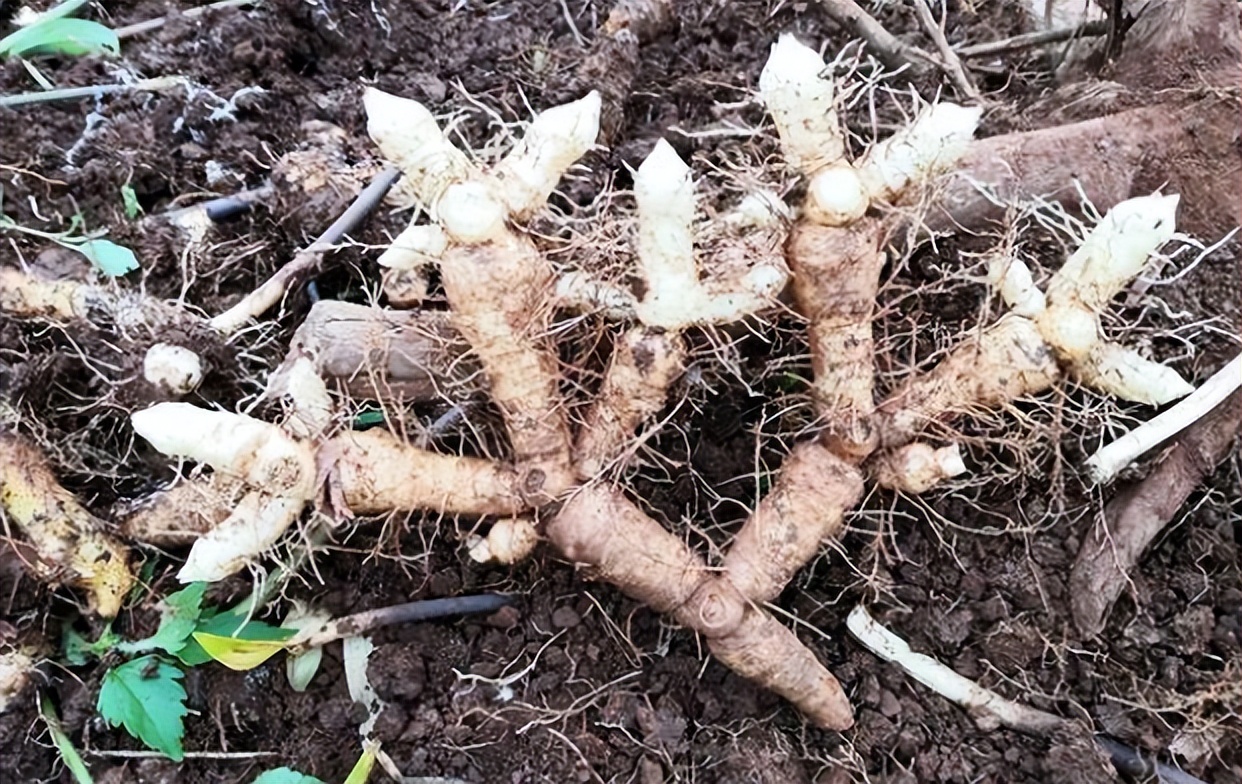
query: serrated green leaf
115 583 207 656
0 17 119 58
177 610 295 667
97 656 187 761
67 238 138 277
251 768 325 784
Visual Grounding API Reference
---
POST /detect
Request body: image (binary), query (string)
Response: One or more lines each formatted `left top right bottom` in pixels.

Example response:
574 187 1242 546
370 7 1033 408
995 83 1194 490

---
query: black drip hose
1095 734 1208 784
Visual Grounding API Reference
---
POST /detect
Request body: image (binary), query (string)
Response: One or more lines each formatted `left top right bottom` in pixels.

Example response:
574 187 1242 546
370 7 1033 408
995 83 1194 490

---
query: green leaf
38 693 94 784
115 583 207 656
68 238 138 277
177 610 295 667
120 184 142 219
0 18 120 59
97 656 187 761
63 624 120 665
352 410 385 428
343 741 380 784
252 769 325 784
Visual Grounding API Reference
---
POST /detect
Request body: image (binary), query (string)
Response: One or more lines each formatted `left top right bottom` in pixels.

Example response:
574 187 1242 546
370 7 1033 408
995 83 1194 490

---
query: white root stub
804 164 868 227
872 442 967 494
468 517 540 565
143 343 204 395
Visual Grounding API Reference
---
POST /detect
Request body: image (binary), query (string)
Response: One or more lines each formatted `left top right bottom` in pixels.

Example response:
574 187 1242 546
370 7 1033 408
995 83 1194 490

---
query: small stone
879 689 903 719
552 605 581 629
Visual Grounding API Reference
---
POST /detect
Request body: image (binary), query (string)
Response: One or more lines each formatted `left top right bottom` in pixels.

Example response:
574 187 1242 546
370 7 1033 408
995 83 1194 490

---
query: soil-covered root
1069 387 1242 636
572 0 675 141
437 235 574 498
722 441 864 602
281 300 481 404
0 431 134 617
874 314 1062 448
574 327 686 478
328 428 528 517
0 646 35 714
117 476 235 546
547 483 854 729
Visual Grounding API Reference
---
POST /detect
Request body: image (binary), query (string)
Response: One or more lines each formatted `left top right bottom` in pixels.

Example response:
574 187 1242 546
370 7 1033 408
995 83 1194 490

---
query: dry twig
911 0 982 103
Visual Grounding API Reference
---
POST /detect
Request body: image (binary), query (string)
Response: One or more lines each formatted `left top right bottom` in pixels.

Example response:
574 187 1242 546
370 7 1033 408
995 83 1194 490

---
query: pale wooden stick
1085 353 1242 484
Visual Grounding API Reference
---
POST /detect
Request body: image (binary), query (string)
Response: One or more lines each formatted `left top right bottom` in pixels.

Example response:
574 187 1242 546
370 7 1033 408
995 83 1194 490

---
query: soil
1 1 1240 783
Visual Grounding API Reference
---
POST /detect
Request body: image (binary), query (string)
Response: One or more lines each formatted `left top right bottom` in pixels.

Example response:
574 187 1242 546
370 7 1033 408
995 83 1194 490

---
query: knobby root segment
330 428 527 517
574 328 686 478
786 220 885 449
875 315 1061 449
548 484 854 730
1069 387 1242 636
723 441 864 603
438 236 575 500
0 432 134 617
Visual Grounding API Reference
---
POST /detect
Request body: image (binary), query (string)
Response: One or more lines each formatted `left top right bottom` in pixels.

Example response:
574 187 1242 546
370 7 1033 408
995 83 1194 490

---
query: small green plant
0 211 139 277
251 742 379 784
0 0 119 60
120 184 143 219
64 583 294 760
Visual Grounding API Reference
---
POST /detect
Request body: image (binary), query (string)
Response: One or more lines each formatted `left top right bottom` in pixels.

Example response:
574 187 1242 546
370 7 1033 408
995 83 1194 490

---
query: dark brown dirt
1 1 1239 783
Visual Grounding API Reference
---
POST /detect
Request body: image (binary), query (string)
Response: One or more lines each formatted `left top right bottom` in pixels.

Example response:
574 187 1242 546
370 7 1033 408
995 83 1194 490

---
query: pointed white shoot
758 35 846 173
363 88 474 210
1047 193 1180 311
494 91 602 217
131 403 316 496
634 139 698 328
858 102 982 201
1075 342 1194 406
